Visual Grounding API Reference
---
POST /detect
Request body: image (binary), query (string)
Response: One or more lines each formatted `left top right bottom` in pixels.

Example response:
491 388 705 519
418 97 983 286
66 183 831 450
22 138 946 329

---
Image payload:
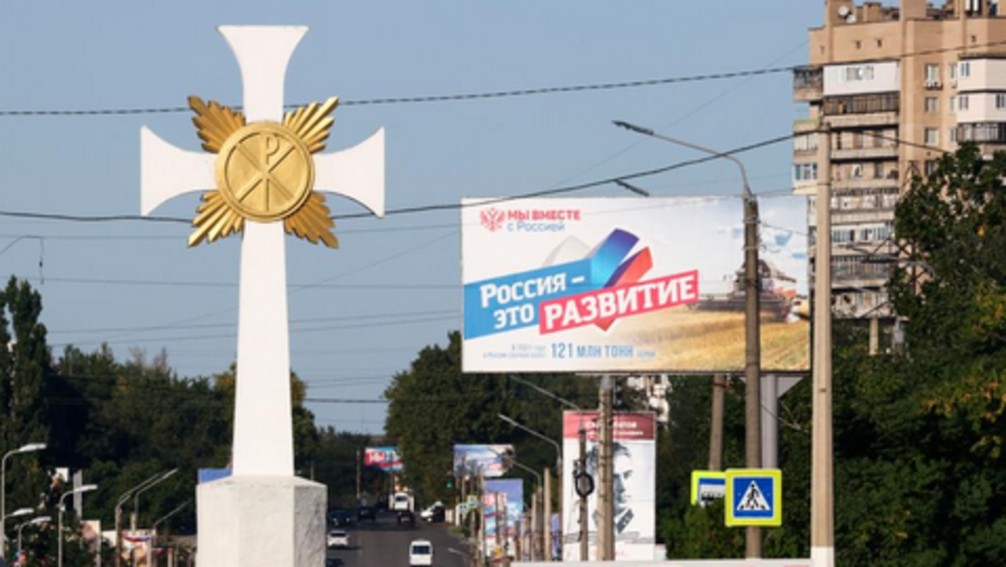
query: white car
327 530 349 549
409 539 434 566
419 501 444 522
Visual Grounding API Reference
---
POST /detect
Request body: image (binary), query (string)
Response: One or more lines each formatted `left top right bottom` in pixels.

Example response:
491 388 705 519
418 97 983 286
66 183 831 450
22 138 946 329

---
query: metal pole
356 448 362 503
761 374 779 469
869 316 879 355
58 502 64 567
709 374 726 471
600 376 616 560
543 468 552 562
578 426 588 562
812 124 835 567
744 191 763 559
115 506 123 567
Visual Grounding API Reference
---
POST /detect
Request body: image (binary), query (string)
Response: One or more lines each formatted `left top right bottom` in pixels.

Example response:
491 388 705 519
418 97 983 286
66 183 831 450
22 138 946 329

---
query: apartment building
793 0 1006 318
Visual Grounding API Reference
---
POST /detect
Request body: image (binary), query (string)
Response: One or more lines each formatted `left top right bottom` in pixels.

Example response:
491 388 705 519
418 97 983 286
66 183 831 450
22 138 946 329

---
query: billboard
364 446 403 472
454 444 514 478
483 478 524 561
461 197 809 373
562 411 656 562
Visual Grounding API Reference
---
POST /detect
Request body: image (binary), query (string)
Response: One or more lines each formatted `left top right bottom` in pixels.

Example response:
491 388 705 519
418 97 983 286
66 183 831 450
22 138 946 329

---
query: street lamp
151 499 191 567
58 483 97 567
131 469 178 567
615 120 764 558
497 414 561 473
114 468 178 567
15 515 49 556
1 442 46 557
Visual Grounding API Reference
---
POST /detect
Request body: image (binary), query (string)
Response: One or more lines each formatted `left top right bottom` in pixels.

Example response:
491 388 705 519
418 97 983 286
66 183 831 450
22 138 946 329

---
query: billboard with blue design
462 197 810 373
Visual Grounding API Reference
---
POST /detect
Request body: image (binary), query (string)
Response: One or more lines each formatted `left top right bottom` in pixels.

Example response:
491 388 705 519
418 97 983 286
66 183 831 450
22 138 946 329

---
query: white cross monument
140 26 384 567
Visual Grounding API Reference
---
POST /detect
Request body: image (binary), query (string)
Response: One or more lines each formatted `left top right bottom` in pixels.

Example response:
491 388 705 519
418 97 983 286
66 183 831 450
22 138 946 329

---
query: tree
0 277 52 517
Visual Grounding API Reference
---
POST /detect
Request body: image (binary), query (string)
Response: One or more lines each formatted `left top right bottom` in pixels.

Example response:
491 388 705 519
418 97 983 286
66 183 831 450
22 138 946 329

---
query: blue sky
0 1 821 433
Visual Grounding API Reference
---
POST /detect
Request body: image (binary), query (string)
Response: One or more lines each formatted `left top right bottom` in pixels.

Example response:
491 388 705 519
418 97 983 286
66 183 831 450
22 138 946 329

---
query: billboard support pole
356 448 361 503
811 124 835 567
709 374 726 471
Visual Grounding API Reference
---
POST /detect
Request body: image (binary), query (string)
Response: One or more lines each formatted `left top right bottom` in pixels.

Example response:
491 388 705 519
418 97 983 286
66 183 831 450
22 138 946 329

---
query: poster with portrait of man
561 411 656 562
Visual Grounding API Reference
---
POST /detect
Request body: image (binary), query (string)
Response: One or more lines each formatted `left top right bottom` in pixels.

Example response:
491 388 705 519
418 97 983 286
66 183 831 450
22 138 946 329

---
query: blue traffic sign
725 469 782 527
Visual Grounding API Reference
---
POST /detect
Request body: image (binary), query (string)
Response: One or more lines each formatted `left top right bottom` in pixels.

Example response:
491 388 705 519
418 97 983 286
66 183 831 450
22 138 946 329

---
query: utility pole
610 120 763 557
578 425 588 561
543 467 552 562
709 374 726 471
597 376 615 561
356 448 361 503
812 123 835 567
743 184 763 559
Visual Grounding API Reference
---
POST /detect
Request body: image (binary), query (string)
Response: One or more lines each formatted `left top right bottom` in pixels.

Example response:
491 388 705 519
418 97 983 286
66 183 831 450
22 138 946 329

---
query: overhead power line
0 132 795 226
0 65 796 117
4 36 1006 118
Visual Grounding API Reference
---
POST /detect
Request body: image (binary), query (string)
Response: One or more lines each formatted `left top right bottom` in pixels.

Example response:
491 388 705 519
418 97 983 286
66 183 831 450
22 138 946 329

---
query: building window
925 128 940 146
950 127 959 144
926 64 940 82
997 93 1006 109
950 63 958 80
855 40 862 50
925 97 939 113
959 95 970 110
874 162 885 179
960 61 971 77
925 160 938 175
794 163 818 182
876 39 883 48
794 134 818 152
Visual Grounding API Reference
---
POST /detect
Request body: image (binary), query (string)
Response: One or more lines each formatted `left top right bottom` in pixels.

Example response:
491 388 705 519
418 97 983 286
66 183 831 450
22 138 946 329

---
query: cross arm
314 127 386 218
140 127 216 216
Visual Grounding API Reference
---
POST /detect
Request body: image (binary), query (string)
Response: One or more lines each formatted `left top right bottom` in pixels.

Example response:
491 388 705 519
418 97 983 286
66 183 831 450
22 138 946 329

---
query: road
327 511 473 567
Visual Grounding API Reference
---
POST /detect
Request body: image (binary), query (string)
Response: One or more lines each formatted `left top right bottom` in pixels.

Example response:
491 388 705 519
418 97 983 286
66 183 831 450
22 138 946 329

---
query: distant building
794 0 1006 318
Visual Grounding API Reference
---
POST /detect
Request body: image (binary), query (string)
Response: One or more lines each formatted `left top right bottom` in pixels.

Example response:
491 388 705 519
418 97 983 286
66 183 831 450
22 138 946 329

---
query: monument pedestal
196 475 326 567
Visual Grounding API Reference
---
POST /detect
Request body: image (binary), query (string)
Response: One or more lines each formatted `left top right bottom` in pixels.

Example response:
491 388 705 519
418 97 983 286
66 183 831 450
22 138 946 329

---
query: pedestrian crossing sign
725 469 782 527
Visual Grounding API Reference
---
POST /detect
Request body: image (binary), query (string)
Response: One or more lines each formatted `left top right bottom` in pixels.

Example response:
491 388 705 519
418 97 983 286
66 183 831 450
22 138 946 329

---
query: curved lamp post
58 484 97 567
131 469 177 567
1 442 46 557
15 515 50 556
114 468 178 567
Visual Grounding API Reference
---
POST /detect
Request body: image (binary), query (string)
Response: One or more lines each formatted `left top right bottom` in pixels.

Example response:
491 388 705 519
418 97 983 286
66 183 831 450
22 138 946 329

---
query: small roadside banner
690 470 726 507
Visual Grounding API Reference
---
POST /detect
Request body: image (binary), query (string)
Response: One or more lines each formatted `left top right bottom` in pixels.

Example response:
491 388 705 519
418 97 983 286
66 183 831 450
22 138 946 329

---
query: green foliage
383 331 604 506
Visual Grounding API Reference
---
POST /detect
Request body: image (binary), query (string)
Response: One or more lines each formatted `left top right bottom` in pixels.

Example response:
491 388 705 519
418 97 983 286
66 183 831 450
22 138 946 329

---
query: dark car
327 509 355 528
325 559 344 567
397 510 416 528
357 506 376 522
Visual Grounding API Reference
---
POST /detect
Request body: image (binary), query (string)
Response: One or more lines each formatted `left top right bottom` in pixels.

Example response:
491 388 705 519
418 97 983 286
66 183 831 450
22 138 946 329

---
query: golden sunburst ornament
186 95 341 248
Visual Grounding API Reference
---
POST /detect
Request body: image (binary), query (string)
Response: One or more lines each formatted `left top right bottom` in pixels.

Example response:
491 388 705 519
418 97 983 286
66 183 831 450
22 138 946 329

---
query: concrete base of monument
196 475 327 567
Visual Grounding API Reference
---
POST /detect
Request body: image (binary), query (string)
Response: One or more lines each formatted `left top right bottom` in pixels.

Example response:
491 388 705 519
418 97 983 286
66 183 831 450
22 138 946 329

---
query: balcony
833 177 900 191
831 146 899 160
956 122 1006 143
826 112 899 129
824 92 900 116
793 118 822 134
794 66 823 102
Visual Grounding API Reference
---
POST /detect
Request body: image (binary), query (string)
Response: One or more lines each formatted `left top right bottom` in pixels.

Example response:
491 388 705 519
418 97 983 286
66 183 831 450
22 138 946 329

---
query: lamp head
18 443 46 454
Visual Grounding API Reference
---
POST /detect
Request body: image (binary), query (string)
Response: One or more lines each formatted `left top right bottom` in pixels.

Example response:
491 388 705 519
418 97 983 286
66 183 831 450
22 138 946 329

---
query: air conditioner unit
950 78 958 88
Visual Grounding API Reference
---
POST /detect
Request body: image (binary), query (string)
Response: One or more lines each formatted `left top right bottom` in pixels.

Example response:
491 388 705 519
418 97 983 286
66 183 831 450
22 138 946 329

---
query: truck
391 491 414 512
